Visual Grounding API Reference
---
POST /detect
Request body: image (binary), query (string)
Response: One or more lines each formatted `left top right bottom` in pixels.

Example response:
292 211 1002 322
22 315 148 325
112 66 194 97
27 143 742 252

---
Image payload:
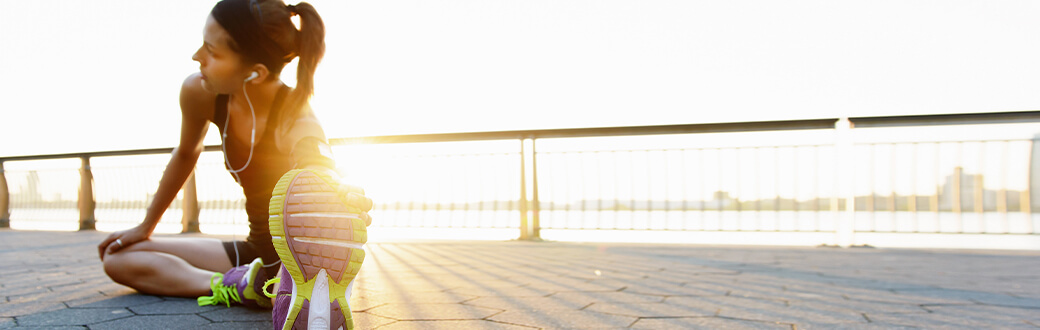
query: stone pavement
1 229 1039 329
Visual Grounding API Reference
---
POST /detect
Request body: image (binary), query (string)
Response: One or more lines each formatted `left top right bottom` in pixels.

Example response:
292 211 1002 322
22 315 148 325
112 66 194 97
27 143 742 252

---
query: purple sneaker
198 257 272 309
269 169 366 330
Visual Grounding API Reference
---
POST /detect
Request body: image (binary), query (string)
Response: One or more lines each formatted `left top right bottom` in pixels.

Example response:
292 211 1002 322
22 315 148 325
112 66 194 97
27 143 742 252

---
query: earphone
224 71 259 268
222 71 260 183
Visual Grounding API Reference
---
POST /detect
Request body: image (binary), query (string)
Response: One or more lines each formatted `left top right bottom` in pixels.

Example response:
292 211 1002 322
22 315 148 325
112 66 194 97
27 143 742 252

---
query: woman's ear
248 64 271 83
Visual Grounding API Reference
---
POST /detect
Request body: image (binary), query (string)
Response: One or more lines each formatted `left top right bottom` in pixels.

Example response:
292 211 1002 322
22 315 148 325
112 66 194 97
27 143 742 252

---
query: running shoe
269 169 366 330
198 257 272 309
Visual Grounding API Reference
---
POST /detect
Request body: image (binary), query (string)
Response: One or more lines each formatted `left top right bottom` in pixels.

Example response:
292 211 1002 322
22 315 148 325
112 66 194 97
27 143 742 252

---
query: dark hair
213 0 325 122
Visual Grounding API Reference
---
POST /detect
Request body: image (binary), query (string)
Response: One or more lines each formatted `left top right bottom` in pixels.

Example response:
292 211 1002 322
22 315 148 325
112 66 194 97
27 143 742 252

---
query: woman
96 1 371 329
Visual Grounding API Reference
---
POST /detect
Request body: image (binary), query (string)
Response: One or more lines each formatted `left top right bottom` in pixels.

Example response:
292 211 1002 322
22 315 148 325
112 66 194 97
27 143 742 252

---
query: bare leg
102 237 233 297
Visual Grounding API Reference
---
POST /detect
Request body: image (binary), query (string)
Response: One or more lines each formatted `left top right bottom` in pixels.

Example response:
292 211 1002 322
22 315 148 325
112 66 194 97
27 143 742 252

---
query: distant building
938 167 993 212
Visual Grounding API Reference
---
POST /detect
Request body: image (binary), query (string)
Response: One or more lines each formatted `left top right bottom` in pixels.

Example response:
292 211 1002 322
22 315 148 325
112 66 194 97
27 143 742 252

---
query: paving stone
847 289 975 305
793 322 919 330
586 302 716 318
66 293 162 308
895 288 1037 307
366 303 502 320
193 321 274 329
128 298 221 315
668 295 869 325
377 320 536 329
355 276 459 293
15 308 131 327
199 306 271 322
447 285 556 297
352 312 397 329
547 291 665 306
86 314 210 330
720 301 868 325
788 298 929 315
0 285 48 297
0 301 66 318
360 291 478 305
3 277 83 291
488 309 637 329
924 304 1040 324
522 277 626 292
622 282 730 297
463 296 593 311
866 310 1037 328
349 295 388 312
448 279 527 289
630 317 792 329
6 289 103 304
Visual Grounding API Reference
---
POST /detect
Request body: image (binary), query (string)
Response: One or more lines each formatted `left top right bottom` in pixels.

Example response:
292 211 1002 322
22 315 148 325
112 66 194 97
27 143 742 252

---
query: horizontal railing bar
538 144 837 155
329 119 840 145
2 111 1033 161
849 110 1040 128
852 139 1038 147
0 146 223 162
0 119 838 161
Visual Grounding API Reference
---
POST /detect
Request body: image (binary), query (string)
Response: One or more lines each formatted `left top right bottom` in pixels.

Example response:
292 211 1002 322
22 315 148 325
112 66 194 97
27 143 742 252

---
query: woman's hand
339 183 373 226
97 224 152 260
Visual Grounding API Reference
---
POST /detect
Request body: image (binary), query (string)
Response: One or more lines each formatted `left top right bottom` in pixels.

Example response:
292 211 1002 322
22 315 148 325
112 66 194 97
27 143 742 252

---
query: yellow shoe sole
270 169 366 330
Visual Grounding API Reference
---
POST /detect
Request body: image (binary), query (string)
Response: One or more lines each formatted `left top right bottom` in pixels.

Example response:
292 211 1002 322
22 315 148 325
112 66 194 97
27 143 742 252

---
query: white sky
2 0 1040 157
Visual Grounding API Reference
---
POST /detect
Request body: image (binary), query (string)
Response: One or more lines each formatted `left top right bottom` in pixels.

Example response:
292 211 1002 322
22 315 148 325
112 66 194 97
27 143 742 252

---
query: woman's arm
98 74 213 258
279 107 374 225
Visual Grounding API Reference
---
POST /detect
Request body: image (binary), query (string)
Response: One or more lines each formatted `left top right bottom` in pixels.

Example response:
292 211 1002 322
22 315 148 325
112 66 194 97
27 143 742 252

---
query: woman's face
192 15 251 94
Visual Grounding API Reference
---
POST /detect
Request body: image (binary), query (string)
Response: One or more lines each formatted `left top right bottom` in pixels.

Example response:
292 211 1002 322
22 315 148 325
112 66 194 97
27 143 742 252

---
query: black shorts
222 240 279 280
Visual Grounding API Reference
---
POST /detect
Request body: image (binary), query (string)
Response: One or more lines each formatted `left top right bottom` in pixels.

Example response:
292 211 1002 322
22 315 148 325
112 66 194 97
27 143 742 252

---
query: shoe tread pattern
271 169 364 330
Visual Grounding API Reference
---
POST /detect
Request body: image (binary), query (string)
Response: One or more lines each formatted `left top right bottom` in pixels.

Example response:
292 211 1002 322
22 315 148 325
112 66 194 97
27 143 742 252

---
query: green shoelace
262 277 281 298
197 273 241 307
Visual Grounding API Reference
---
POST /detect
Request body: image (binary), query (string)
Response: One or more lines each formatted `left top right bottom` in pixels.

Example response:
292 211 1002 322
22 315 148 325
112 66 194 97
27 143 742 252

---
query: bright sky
2 0 1040 157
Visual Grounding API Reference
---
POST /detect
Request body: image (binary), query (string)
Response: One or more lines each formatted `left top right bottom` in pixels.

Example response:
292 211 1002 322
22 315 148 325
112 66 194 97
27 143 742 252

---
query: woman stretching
96 1 372 329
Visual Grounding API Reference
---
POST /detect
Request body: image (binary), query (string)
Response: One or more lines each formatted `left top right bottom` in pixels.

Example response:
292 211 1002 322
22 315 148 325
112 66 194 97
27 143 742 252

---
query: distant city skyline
9 165 1035 213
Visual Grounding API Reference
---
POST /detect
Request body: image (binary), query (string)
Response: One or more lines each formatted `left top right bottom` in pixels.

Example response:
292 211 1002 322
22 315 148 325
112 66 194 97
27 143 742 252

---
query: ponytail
285 2 324 121
225 0 324 123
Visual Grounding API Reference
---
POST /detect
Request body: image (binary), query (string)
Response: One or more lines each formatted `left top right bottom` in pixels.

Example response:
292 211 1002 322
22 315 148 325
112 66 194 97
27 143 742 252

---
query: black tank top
213 86 293 261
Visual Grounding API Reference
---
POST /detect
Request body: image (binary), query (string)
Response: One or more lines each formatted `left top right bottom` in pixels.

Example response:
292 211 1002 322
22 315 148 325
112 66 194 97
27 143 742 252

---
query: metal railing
1 111 1038 245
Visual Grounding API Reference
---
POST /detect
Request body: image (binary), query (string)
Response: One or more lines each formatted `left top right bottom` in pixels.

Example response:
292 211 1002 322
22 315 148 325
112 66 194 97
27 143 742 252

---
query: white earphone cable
222 79 258 182
221 78 258 267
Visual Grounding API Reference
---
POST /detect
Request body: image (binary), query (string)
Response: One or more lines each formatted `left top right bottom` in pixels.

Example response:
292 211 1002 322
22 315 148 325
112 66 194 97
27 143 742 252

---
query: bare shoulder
179 73 218 122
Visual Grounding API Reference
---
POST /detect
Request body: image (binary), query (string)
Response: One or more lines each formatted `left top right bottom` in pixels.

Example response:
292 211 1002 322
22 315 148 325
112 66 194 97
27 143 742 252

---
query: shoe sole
270 169 366 330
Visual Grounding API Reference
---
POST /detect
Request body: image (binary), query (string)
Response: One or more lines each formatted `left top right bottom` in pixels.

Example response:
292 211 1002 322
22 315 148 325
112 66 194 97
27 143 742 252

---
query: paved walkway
1 229 1038 329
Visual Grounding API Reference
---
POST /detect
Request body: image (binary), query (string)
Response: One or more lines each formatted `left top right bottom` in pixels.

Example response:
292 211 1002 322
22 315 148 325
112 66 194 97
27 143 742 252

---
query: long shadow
605 245 1040 324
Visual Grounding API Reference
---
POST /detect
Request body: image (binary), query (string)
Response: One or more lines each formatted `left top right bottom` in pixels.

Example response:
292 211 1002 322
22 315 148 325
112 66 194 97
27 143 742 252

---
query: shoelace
262 277 281 298
197 273 242 307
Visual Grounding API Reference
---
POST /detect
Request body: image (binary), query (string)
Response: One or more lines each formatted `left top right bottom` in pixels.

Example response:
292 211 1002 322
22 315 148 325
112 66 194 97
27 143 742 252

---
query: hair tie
286 4 297 15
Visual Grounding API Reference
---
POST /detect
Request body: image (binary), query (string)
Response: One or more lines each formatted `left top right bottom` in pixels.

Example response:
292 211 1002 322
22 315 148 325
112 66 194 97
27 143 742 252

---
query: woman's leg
102 237 233 297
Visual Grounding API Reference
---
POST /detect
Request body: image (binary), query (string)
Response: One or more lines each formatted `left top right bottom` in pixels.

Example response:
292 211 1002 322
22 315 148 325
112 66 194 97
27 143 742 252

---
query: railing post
1027 134 1038 233
835 118 855 247
181 168 200 233
0 162 10 228
518 138 530 240
78 156 96 231
531 138 541 240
